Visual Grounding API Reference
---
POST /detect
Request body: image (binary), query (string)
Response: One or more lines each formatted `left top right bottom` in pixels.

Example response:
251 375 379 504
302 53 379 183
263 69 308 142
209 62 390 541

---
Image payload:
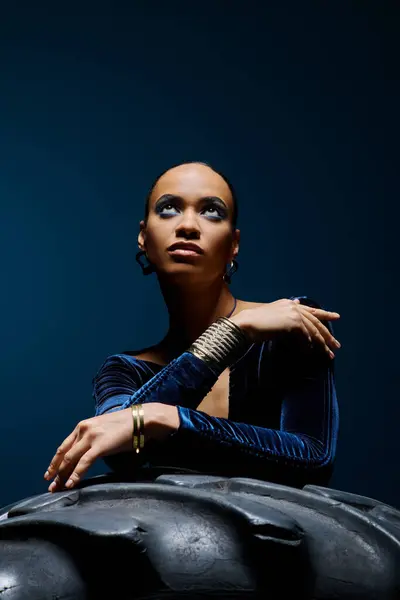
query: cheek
207 233 234 264
146 222 169 249
209 226 233 250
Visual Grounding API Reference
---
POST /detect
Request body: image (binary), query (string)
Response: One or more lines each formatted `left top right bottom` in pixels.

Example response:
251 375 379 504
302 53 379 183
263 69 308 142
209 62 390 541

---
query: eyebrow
154 193 229 211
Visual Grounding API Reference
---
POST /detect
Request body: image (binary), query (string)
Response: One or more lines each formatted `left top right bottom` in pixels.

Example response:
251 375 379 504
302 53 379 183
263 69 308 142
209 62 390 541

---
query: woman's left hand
44 403 180 493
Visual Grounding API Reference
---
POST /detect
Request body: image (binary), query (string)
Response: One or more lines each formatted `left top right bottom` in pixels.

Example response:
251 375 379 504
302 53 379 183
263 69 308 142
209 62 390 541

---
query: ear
138 220 146 251
231 228 240 261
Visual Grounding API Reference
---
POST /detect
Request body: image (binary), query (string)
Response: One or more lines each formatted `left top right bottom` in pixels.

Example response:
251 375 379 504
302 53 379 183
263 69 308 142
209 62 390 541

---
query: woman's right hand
230 298 341 359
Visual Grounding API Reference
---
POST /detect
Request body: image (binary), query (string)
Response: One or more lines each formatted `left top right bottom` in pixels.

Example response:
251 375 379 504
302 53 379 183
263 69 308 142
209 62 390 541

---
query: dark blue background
0 3 397 508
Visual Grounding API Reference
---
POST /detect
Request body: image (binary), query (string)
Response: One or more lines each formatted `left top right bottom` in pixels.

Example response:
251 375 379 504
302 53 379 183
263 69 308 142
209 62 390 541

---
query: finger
300 305 341 319
300 307 341 350
48 473 63 493
56 437 92 483
297 316 312 343
298 313 319 345
300 312 336 358
44 428 79 480
63 449 98 490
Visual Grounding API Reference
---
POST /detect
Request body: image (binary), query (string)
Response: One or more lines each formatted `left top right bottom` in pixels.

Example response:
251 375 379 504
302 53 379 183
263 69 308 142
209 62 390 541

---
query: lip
167 243 204 254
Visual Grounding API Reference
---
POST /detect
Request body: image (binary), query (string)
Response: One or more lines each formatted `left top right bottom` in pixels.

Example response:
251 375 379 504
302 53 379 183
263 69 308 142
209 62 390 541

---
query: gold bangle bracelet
132 404 145 454
138 404 144 450
132 405 138 452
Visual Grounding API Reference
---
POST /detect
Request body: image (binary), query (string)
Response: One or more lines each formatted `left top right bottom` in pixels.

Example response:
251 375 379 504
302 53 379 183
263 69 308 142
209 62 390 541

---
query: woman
44 161 341 493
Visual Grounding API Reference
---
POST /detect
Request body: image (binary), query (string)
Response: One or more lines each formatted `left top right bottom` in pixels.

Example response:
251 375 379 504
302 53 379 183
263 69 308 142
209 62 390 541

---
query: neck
157 276 236 359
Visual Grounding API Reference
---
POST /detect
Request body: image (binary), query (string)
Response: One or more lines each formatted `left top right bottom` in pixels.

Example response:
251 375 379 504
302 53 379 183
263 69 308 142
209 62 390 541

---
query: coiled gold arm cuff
187 317 250 374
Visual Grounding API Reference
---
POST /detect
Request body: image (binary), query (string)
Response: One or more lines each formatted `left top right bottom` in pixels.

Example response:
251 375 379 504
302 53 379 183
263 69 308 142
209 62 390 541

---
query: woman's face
138 163 240 284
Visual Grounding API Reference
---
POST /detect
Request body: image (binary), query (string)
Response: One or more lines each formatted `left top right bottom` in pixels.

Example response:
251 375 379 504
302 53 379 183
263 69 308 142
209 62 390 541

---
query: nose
175 209 201 239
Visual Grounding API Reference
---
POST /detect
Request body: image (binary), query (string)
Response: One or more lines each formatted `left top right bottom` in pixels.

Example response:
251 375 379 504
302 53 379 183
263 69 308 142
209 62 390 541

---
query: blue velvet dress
93 296 339 488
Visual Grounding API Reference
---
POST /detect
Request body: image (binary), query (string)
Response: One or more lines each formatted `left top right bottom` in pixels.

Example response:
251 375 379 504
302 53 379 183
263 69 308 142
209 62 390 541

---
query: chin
159 265 214 284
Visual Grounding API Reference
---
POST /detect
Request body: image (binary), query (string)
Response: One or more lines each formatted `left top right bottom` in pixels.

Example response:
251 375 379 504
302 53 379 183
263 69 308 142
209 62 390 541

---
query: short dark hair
144 161 239 230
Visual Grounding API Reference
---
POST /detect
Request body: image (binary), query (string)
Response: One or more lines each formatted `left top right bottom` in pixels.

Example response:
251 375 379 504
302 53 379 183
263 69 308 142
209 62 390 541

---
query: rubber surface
0 469 399 599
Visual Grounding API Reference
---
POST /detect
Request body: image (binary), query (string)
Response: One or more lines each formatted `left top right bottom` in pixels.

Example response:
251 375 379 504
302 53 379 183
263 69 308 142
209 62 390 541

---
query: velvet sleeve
171 336 338 487
92 348 236 473
163 296 339 486
93 351 225 416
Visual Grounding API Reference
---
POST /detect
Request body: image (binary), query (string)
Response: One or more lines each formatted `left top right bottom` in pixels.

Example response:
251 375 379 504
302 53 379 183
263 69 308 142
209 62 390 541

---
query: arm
161 295 339 486
93 311 249 416
169 338 339 487
93 296 339 485
93 351 230 416
92 347 243 473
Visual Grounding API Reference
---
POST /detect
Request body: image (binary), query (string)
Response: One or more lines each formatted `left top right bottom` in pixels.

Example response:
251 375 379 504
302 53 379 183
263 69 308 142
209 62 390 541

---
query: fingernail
48 482 56 492
44 471 49 479
335 340 341 348
65 479 73 488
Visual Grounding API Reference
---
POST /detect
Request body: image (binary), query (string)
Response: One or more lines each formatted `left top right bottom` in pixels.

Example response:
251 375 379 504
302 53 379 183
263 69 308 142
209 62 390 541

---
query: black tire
1 469 399 599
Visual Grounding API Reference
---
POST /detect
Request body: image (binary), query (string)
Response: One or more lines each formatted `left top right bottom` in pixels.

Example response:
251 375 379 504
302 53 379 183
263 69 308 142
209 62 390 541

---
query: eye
157 202 181 217
157 201 225 219
202 205 224 218
159 203 177 214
